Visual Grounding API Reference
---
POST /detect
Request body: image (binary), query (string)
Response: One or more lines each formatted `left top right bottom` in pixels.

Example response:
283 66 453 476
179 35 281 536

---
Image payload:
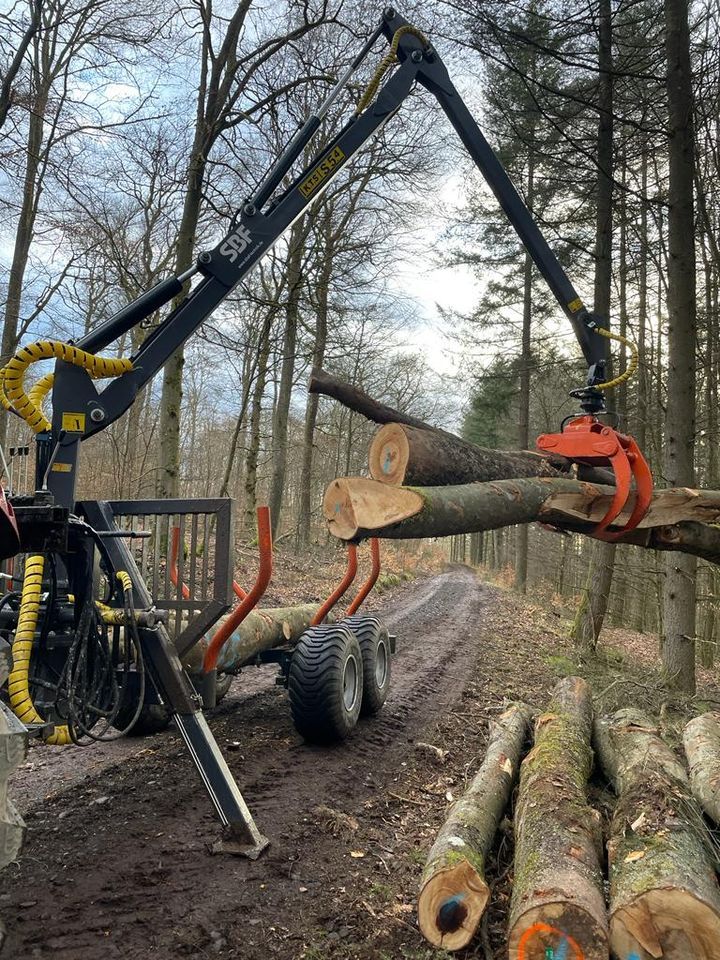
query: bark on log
323 476 720 564
594 709 720 958
683 712 720 823
0 701 27 891
310 369 613 484
417 702 532 951
369 422 570 486
508 677 608 960
183 604 321 674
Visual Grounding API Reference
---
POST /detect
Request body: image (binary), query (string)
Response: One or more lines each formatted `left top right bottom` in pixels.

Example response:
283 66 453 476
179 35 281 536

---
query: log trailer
0 8 650 856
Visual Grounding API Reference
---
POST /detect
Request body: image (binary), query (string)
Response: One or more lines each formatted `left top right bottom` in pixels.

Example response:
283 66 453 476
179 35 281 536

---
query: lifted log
310 369 612 484
184 604 321 674
508 677 608 960
323 476 720 564
369 422 568 487
417 702 532 951
683 712 720 823
595 709 720 958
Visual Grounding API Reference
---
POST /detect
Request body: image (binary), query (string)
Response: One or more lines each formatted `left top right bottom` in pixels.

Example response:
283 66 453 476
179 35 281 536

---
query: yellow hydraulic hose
593 327 639 392
7 555 71 745
0 340 132 433
356 25 429 115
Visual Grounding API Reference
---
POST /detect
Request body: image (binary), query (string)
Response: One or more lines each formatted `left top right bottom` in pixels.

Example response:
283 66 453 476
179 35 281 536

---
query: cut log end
611 889 720 959
369 423 409 486
418 859 489 951
509 905 608 960
322 477 422 540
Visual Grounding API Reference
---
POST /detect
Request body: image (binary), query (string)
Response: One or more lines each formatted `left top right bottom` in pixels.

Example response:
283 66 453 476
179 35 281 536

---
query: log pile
596 709 720 958
412 683 720 956
312 368 720 563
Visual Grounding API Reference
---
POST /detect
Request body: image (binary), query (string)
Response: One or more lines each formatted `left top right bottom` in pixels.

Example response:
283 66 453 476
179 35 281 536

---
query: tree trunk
569 541 616 655
663 0 698 693
244 318 272 531
0 76 48 445
297 251 331 547
595 709 720 957
157 154 205 498
570 0 616 652
508 677 608 960
682 712 720 823
268 218 307 540
516 148 535 594
418 702 532 951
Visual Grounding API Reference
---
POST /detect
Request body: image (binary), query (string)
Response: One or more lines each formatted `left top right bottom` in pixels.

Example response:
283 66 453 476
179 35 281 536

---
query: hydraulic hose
0 340 132 433
7 554 71 745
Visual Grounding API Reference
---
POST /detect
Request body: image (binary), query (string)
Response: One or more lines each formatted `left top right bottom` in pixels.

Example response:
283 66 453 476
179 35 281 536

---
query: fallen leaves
624 850 645 863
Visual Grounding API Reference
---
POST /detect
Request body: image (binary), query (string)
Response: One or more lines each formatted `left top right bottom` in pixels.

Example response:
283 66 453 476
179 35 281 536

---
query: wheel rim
343 654 359 711
375 640 388 688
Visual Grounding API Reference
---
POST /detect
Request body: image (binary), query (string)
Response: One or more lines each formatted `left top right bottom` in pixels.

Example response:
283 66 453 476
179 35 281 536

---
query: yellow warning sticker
299 146 346 199
61 412 86 432
51 463 72 473
568 298 584 313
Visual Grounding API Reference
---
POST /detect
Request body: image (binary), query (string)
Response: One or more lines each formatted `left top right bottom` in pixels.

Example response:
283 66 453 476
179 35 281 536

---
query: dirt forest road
1 567 556 960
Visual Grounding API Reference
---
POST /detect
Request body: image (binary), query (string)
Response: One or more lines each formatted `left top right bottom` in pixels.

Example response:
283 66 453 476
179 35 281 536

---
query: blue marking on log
437 893 468 933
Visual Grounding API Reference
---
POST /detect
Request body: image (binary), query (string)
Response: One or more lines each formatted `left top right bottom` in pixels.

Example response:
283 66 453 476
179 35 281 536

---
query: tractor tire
288 624 363 744
344 616 392 716
114 699 172 737
215 672 233 704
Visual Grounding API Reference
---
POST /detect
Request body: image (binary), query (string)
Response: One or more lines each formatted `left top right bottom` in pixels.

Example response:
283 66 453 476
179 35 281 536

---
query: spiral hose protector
7 555 71 745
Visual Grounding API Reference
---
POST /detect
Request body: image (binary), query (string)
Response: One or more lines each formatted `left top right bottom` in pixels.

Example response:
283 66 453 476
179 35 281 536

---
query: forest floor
2 554 719 960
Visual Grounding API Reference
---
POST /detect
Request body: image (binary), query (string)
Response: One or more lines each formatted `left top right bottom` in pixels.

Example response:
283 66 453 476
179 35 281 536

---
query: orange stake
172 524 248 602
170 525 191 600
202 506 273 674
346 538 381 616
311 544 358 626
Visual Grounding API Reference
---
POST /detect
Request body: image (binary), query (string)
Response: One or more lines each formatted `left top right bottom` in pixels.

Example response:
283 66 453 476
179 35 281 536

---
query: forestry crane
0 8 650 855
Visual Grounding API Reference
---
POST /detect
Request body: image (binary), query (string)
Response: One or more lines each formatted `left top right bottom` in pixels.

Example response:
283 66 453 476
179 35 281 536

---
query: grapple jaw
537 415 653 540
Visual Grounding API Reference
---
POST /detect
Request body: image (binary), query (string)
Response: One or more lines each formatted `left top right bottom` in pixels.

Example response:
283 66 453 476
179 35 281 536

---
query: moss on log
417 702 532 951
595 708 720 958
683 712 720 822
508 677 608 960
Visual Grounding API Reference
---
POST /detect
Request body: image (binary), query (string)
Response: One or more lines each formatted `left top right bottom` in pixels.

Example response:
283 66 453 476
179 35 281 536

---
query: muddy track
1 567 494 959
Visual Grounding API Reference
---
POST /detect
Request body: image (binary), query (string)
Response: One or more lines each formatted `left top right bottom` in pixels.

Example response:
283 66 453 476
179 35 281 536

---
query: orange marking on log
517 923 585 960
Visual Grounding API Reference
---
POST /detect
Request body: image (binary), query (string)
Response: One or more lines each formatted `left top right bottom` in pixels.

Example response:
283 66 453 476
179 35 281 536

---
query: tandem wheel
288 623 363 743
343 615 391 716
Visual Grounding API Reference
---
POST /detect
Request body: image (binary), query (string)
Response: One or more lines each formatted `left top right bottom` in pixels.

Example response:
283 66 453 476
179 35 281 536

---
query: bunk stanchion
201 506 273 705
346 538 381 616
310 544 358 626
170 525 191 600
